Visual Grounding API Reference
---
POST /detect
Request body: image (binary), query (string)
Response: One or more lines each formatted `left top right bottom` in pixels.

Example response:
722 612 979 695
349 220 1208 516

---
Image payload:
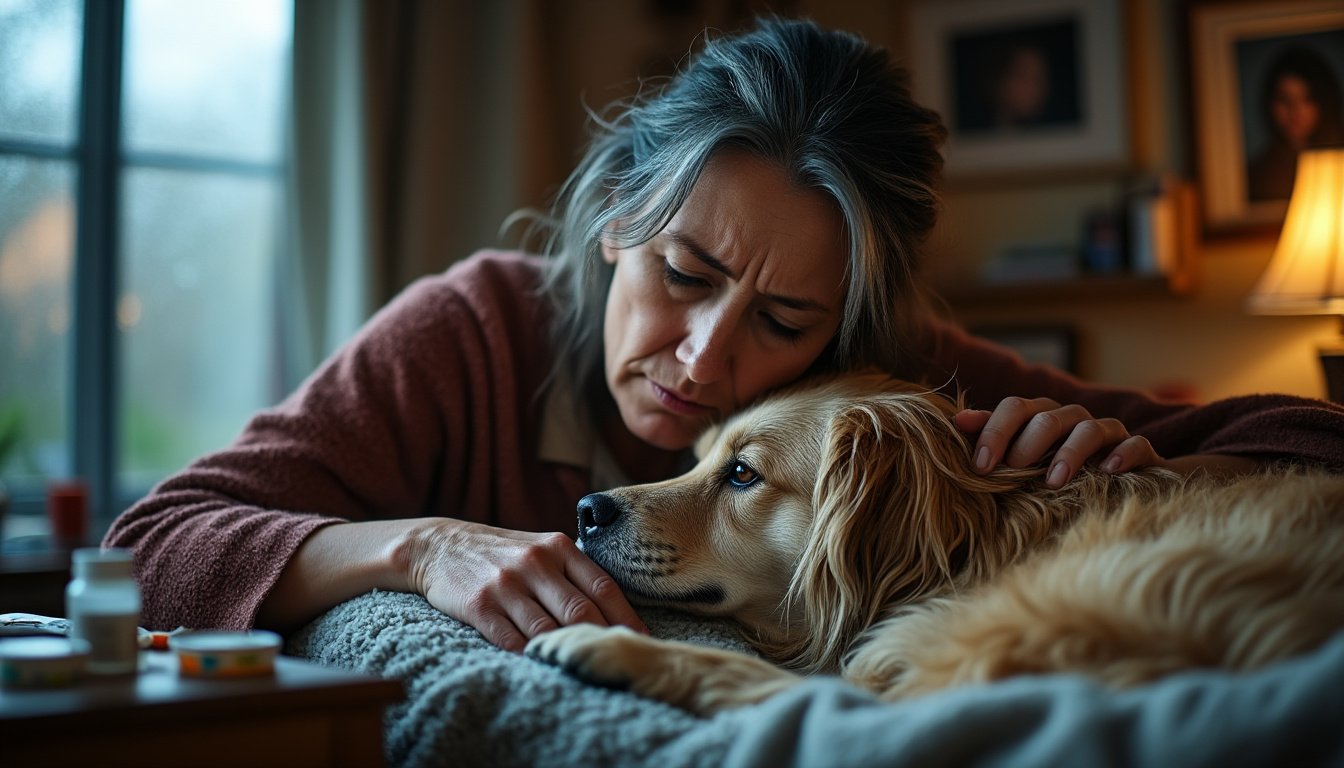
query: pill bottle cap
72 547 135 580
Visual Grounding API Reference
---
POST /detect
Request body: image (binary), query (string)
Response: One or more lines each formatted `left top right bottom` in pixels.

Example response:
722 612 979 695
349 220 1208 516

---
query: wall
950 237 1335 402
877 0 1333 402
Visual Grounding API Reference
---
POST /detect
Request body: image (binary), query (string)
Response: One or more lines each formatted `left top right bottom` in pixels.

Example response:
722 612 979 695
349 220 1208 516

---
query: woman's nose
677 306 736 384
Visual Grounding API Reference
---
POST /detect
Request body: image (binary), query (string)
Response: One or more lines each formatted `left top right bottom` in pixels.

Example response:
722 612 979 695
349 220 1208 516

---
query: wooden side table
0 650 404 767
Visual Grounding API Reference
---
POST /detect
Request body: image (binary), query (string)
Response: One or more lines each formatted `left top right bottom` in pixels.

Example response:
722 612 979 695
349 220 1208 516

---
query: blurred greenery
123 400 197 475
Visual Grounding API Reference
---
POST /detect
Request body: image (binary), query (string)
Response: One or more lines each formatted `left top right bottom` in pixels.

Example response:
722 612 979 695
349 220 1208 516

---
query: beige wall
950 237 1335 402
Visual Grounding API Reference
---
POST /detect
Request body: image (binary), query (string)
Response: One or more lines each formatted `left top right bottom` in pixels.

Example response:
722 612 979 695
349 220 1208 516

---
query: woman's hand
954 397 1163 488
405 518 648 653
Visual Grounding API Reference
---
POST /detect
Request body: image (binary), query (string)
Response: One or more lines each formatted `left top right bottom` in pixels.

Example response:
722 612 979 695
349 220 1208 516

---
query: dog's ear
781 391 1019 672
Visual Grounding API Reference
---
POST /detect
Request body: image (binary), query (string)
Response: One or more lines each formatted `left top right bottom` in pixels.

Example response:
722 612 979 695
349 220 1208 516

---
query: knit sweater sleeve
104 251 564 631
922 316 1344 472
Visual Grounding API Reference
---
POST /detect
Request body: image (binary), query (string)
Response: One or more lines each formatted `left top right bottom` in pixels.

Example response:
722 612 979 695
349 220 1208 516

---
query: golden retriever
525 372 1344 715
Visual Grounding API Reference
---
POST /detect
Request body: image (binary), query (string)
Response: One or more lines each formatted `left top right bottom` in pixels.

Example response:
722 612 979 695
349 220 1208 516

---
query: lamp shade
1247 147 1344 316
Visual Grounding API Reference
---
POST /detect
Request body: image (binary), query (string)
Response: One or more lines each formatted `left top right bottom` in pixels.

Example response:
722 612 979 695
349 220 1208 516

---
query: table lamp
1246 147 1344 402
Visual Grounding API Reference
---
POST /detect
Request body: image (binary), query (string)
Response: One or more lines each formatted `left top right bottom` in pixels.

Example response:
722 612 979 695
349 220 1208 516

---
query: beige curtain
360 0 567 305
287 0 371 387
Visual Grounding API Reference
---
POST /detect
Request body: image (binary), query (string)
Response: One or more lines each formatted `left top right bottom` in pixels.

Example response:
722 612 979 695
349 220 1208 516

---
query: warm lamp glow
1247 148 1344 315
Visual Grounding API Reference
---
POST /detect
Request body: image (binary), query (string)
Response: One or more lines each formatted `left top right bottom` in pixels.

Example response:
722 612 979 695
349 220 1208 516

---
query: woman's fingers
563 554 649 634
1038 417 1121 487
953 408 991 435
1006 404 1095 469
419 522 646 652
964 397 1061 473
1098 435 1163 475
522 531 647 634
499 595 561 649
958 399 1162 487
459 591 533 653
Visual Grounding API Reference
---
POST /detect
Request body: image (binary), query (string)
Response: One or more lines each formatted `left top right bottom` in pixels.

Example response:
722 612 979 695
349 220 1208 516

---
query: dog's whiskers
628 554 676 565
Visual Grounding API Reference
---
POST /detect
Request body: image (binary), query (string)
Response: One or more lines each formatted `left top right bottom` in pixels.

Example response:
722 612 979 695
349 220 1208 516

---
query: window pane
118 168 279 491
122 0 291 164
0 157 76 490
0 0 83 146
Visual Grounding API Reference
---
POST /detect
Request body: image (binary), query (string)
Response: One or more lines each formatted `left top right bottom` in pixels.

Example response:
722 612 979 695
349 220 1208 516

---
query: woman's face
1270 73 1320 148
602 148 848 451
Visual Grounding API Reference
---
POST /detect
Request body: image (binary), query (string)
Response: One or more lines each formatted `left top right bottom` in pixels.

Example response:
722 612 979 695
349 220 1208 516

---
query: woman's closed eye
762 313 805 343
661 255 807 342
662 261 707 289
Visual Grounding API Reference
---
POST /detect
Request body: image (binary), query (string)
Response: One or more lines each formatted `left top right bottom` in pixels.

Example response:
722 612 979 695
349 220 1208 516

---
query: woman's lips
649 380 712 416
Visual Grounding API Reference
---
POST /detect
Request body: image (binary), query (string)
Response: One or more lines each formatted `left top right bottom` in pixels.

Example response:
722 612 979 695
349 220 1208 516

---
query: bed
289 590 1344 768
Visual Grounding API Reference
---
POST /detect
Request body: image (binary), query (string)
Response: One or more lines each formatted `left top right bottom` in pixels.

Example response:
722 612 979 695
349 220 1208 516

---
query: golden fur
525 372 1344 715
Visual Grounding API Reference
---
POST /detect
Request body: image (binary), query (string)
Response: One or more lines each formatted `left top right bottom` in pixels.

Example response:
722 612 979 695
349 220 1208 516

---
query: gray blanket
287 590 748 767
289 590 1344 768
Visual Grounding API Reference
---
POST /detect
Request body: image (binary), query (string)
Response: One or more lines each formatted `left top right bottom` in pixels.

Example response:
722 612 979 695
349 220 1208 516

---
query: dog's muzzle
578 492 624 541
575 492 726 607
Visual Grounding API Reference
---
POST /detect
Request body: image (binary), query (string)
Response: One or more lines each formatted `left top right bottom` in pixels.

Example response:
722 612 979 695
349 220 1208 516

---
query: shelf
938 179 1201 309
941 273 1186 307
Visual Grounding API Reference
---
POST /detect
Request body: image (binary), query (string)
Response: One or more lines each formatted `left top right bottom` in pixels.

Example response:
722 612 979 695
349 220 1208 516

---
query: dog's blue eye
727 462 759 489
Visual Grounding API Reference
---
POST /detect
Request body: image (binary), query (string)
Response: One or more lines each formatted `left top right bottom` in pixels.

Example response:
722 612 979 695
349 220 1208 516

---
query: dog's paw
525 624 648 691
527 624 804 716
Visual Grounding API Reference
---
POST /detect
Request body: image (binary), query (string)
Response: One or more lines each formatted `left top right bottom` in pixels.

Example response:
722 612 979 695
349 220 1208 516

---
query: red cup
47 481 89 549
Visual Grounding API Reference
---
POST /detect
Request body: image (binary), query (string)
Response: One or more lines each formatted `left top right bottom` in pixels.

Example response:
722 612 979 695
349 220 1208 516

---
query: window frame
0 0 292 535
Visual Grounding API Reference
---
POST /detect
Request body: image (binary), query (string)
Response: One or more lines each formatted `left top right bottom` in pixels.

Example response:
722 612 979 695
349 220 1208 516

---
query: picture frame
1188 1 1344 236
973 324 1078 375
908 0 1128 181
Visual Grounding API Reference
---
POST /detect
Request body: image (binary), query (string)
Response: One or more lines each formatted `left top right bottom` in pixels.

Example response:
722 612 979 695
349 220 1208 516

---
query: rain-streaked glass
0 157 76 489
116 0 291 494
118 167 280 490
0 0 83 146
122 0 291 163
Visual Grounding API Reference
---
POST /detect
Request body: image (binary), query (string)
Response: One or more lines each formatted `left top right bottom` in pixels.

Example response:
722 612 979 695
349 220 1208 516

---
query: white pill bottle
66 547 141 675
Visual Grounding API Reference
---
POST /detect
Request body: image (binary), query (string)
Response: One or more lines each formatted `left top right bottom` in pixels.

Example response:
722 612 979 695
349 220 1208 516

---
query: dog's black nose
578 493 622 538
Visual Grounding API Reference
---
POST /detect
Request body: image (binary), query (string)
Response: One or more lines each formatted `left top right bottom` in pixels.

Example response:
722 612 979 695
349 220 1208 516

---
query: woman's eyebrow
663 229 832 313
665 230 732 276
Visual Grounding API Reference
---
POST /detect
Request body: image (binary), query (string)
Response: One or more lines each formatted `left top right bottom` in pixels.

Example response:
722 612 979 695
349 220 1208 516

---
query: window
0 0 293 537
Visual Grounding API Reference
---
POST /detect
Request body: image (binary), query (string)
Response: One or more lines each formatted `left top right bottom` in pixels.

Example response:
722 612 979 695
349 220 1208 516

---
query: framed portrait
908 0 1128 180
1189 1 1344 236
973 324 1078 375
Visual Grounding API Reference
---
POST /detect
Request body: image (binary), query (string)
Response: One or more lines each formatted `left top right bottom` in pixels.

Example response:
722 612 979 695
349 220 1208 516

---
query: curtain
286 0 370 389
286 0 564 389
360 0 565 305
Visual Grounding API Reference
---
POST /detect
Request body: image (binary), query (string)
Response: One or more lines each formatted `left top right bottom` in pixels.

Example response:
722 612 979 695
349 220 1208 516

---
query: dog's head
578 371 1055 671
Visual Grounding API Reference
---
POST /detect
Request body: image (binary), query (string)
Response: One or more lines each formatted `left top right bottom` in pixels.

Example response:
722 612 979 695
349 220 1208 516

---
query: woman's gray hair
531 16 946 407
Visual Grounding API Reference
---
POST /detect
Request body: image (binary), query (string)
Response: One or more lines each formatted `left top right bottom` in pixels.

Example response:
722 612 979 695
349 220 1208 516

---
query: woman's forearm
255 517 441 633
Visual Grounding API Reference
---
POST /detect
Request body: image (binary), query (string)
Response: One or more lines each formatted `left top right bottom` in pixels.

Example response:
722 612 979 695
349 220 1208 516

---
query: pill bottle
65 547 141 675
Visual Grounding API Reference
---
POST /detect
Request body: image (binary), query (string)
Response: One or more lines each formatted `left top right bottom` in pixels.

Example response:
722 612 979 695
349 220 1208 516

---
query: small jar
65 547 141 675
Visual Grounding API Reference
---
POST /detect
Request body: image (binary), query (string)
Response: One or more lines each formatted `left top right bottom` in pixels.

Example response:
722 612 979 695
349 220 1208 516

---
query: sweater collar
537 378 631 491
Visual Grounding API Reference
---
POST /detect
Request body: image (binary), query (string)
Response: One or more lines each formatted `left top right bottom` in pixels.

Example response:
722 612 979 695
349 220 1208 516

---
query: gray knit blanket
286 590 751 768
288 590 1344 768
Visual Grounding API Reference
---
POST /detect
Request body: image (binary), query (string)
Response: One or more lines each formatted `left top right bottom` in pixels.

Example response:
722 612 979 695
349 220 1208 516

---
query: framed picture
973 325 1078 375
908 0 1128 180
1189 1 1344 235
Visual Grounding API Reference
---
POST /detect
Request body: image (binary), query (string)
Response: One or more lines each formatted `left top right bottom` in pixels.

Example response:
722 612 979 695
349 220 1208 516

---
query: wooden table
0 650 404 767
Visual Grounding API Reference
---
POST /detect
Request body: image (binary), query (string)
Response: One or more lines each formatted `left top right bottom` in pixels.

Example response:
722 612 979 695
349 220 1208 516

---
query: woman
107 18 1344 650
1247 45 1344 202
